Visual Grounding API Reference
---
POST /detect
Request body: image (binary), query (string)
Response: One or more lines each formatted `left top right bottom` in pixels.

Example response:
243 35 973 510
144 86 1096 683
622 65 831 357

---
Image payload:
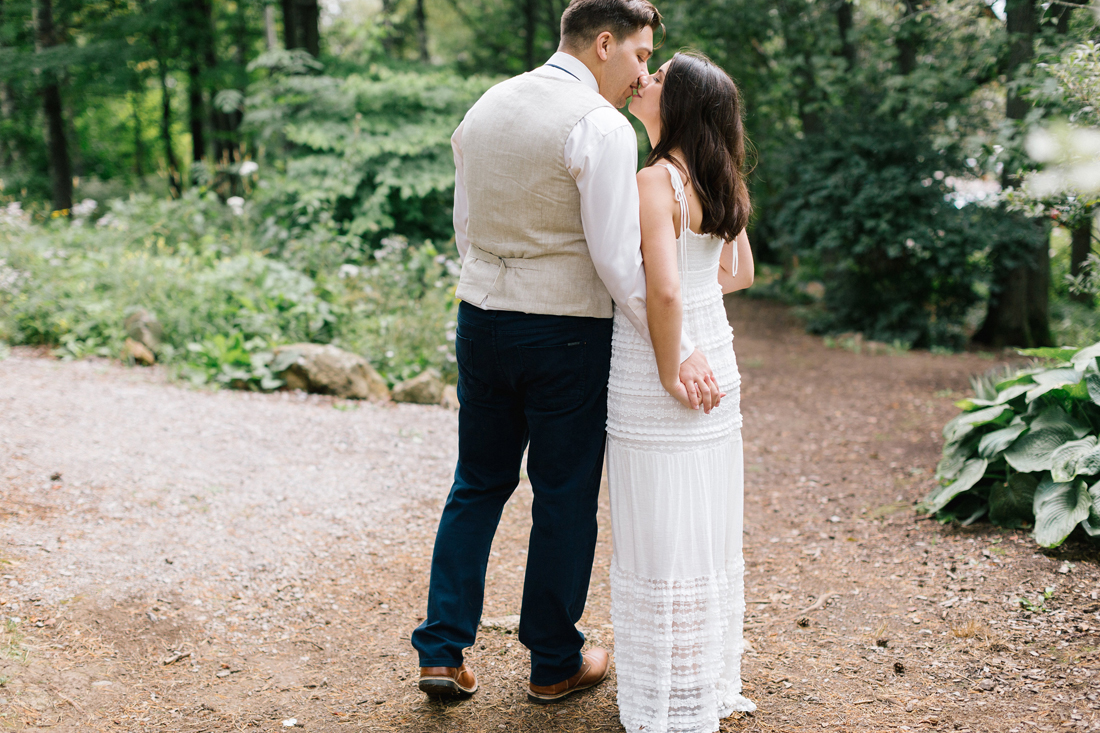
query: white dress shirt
451 51 694 363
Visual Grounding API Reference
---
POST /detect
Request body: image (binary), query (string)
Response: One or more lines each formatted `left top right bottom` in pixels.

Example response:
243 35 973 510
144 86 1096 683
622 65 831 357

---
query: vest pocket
518 341 586 412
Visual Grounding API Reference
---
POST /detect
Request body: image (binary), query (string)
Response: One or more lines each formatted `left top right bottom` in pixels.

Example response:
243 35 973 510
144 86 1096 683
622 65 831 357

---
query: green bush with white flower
919 343 1100 547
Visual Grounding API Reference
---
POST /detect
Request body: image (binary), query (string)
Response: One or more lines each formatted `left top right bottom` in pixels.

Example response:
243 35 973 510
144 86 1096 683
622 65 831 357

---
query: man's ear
594 31 614 62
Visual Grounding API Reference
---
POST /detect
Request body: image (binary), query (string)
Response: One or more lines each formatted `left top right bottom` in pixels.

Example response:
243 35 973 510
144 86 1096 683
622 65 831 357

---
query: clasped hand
661 349 724 413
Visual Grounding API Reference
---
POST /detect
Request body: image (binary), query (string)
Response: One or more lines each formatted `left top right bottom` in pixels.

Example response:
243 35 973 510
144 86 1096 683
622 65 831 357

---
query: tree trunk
835 0 856 70
380 0 396 56
1071 221 1094 303
280 0 297 50
974 0 1052 348
156 52 182 197
299 0 319 57
415 0 429 62
1055 0 1085 33
0 0 10 168
282 0 319 56
524 0 537 71
188 62 205 162
35 0 72 212
132 87 145 179
265 4 278 50
1004 0 1036 123
897 0 920 75
545 0 561 47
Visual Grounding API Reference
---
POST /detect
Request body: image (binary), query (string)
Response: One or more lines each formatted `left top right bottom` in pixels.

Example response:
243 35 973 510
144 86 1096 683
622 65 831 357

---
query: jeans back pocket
517 341 587 413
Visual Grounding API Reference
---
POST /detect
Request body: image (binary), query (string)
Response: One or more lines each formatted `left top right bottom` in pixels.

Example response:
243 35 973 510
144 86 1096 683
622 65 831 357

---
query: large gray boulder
273 344 390 401
124 309 163 352
392 368 445 405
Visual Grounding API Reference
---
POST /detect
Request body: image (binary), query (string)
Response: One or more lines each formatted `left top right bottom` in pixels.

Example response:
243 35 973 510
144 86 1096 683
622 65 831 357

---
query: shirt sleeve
566 111 695 363
452 120 470 262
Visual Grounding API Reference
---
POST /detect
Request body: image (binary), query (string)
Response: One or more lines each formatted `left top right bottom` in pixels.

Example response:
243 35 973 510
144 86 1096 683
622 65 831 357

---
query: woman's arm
718 228 754 294
639 167 698 411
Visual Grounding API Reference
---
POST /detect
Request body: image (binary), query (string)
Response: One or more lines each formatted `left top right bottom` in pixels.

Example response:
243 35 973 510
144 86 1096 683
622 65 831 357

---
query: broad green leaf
1033 478 1092 548
994 372 1038 391
943 404 1012 444
1018 346 1077 362
989 474 1038 528
978 423 1028 459
1081 518 1100 537
1070 342 1100 371
1051 437 1100 482
1027 405 1090 438
955 397 999 411
1005 424 1079 473
1090 480 1100 519
1088 373 1100 406
1072 444 1100 480
919 458 989 514
1026 368 1084 403
936 490 989 526
995 384 1032 404
937 437 977 481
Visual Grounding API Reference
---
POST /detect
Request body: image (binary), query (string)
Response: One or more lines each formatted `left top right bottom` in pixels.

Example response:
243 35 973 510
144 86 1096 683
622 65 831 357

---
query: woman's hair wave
645 51 751 243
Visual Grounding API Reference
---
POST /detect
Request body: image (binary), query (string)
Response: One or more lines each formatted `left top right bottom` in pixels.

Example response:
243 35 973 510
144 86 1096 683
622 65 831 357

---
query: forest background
2 0 1100 390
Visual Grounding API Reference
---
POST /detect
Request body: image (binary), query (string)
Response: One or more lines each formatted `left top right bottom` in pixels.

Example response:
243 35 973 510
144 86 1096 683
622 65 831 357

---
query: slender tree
281 0 319 56
131 86 145 178
974 0 1053 347
544 0 561 47
35 0 73 212
524 0 537 70
415 0 429 62
1053 0 1095 302
152 27 182 197
834 0 856 70
0 0 12 169
264 2 277 50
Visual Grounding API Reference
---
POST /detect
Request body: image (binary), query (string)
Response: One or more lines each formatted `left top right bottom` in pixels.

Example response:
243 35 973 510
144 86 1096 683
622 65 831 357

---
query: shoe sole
419 677 477 698
526 669 609 705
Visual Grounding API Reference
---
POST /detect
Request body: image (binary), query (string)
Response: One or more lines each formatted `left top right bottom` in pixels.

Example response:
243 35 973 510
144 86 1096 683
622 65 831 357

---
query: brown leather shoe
418 664 478 698
527 648 609 704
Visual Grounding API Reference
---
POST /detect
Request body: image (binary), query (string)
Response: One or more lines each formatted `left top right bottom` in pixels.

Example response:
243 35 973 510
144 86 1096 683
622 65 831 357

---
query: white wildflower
72 199 98 217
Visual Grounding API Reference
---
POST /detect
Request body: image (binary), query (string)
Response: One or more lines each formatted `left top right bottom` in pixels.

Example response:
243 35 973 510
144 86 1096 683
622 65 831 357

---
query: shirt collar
544 51 599 95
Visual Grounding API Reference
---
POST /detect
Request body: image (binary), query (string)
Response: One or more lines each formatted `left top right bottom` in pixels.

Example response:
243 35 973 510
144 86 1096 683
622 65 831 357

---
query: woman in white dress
607 51 756 733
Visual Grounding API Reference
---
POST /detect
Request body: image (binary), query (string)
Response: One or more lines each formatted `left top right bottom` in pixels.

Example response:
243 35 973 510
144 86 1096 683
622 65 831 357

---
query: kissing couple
410 0 757 731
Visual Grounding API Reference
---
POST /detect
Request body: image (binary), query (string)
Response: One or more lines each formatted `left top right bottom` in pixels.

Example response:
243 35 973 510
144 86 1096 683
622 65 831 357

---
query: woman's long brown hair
645 51 751 242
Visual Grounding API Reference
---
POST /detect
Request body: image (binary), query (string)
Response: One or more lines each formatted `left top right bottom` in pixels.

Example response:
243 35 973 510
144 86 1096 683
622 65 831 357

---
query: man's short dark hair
560 0 664 51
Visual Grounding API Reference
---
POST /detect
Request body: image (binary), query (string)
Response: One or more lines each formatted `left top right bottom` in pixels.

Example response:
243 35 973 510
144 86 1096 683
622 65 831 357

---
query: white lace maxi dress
607 164 756 733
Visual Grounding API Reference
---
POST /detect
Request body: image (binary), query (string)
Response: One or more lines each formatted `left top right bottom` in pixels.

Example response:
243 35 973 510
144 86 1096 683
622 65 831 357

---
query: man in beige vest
412 0 719 704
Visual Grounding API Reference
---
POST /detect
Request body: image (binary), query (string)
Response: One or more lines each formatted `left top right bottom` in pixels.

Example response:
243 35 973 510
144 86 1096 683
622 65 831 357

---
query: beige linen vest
456 68 616 318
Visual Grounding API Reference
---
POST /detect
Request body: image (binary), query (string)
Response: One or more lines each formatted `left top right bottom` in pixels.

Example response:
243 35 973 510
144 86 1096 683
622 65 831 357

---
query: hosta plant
918 342 1100 547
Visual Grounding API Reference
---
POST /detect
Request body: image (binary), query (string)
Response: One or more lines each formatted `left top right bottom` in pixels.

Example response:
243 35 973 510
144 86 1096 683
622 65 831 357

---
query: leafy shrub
244 53 497 274
918 342 1100 547
771 117 1041 350
0 193 458 389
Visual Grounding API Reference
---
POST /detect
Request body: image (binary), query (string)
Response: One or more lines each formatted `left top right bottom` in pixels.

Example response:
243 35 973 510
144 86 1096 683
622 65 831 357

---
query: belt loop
490 258 506 294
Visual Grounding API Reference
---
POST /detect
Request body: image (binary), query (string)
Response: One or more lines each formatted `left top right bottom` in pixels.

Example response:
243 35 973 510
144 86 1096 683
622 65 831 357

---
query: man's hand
678 349 723 413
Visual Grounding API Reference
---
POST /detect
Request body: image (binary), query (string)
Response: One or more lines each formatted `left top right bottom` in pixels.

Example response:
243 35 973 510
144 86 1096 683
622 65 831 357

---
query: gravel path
1 299 1098 733
1 354 457 609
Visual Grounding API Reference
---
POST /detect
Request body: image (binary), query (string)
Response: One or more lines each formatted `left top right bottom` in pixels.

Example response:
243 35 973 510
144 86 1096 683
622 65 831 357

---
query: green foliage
244 54 497 273
919 342 1100 547
771 118 1008 349
0 192 459 390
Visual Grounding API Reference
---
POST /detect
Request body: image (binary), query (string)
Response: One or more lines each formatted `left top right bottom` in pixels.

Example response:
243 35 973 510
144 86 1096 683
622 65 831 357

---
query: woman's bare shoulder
637 165 676 202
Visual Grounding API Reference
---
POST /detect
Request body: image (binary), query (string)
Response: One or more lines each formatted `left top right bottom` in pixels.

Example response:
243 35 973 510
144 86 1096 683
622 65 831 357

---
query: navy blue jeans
411 301 613 686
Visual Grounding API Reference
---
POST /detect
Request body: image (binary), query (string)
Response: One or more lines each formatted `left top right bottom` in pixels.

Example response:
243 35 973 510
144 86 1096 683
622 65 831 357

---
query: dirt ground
1 296 1099 733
